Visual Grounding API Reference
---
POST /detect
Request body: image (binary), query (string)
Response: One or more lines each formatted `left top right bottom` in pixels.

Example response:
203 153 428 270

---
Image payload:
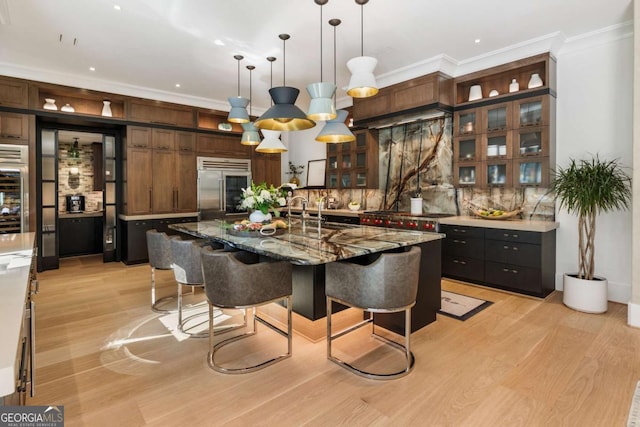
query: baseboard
628 301 640 328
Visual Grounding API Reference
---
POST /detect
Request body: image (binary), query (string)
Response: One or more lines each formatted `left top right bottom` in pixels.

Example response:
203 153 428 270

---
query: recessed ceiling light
175 83 181 88
474 39 481 44
114 5 121 11
214 39 225 46
89 66 95 71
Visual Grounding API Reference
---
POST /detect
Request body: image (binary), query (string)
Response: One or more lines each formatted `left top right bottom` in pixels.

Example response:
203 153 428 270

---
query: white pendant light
256 57 288 153
346 0 378 98
316 18 355 143
306 0 337 121
228 55 250 124
241 65 261 146
255 34 316 131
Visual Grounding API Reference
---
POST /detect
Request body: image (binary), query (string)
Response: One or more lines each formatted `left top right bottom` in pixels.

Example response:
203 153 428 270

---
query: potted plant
286 161 305 186
551 155 631 313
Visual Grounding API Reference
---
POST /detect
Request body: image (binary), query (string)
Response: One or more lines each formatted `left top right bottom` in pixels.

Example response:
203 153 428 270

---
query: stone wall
58 142 103 212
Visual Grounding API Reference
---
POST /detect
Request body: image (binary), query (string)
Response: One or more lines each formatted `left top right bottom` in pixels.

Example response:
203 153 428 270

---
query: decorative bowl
348 203 360 211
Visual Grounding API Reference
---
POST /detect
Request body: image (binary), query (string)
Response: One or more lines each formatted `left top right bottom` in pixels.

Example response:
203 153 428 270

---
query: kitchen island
170 220 444 335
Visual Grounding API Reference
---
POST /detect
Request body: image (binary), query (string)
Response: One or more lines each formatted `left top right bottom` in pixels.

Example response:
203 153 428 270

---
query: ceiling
0 0 633 114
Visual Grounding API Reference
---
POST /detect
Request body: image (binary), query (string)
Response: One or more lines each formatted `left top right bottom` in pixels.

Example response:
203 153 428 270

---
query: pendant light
306 0 337 121
227 55 250 124
316 18 356 143
254 34 316 131
346 0 379 98
68 137 80 158
257 57 288 153
240 65 261 146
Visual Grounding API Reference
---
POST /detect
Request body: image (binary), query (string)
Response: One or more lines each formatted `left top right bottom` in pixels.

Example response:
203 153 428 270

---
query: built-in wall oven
197 157 251 220
0 144 29 234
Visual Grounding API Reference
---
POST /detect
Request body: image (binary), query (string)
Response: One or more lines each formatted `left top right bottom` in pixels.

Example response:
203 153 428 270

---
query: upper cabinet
352 72 452 125
0 76 29 109
127 100 194 128
197 110 243 134
326 129 379 189
0 112 30 143
452 53 556 189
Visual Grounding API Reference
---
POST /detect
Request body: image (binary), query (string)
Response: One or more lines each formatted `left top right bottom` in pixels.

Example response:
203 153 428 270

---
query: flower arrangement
239 181 286 214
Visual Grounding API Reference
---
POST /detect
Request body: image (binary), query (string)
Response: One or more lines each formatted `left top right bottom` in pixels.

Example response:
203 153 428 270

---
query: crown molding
558 21 633 55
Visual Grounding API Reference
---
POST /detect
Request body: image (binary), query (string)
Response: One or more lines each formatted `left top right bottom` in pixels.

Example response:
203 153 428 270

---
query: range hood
354 103 452 130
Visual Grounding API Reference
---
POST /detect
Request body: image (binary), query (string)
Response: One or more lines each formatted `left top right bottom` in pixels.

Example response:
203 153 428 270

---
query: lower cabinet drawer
443 237 484 259
442 256 484 282
485 240 541 268
485 261 542 295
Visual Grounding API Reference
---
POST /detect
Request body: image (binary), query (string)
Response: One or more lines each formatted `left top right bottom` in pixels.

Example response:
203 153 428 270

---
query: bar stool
201 248 293 374
146 229 180 313
170 238 224 338
325 246 421 380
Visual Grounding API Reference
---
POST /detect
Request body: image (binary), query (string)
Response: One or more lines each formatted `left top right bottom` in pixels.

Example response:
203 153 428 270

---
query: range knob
384 219 391 226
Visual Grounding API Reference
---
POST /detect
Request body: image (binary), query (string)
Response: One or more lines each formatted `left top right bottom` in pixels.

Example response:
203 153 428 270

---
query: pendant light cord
320 3 323 82
360 3 364 56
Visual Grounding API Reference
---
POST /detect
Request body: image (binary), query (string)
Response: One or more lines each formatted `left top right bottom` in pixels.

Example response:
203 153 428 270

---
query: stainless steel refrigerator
197 157 251 220
0 144 29 233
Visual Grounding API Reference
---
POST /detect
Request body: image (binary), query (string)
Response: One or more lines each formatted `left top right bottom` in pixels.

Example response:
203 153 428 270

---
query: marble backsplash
290 114 555 221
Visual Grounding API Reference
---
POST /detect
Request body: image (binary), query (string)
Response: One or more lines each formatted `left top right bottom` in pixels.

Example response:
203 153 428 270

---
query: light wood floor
29 255 640 426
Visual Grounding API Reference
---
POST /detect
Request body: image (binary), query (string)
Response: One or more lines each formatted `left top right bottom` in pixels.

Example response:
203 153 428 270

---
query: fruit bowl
472 208 522 220
347 202 360 211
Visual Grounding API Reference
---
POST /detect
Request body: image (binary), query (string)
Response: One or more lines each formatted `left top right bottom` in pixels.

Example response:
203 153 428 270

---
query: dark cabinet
120 216 197 265
441 224 556 298
59 216 102 257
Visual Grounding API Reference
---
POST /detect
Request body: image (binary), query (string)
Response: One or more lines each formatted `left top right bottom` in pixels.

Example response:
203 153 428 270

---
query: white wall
555 30 634 302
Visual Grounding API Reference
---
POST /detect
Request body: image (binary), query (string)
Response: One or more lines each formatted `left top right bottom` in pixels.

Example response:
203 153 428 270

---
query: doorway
37 124 121 271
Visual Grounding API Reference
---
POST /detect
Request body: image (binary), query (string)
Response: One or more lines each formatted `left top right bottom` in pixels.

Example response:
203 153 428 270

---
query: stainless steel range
359 211 453 232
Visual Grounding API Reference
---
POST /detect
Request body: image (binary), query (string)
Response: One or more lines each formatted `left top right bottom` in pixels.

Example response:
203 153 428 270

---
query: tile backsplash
58 142 103 212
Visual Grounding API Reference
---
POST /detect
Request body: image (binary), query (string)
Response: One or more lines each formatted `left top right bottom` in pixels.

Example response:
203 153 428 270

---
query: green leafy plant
239 181 286 214
551 156 631 280
286 161 305 176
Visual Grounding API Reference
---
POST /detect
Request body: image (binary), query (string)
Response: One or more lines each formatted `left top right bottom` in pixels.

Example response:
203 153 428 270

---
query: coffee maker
66 195 85 213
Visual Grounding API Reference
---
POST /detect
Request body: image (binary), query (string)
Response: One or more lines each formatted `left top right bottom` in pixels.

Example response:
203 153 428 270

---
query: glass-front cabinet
454 111 480 135
485 132 511 160
483 102 511 133
326 129 378 189
454 136 481 162
514 126 548 157
514 96 549 127
486 162 511 187
514 158 549 187
455 163 480 186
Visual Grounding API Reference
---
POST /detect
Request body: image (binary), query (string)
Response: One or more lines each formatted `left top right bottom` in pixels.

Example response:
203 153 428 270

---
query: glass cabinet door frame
513 95 550 128
513 126 549 158
454 162 482 187
454 109 482 136
483 131 513 161
513 157 549 188
485 160 513 188
480 101 512 133
454 135 483 163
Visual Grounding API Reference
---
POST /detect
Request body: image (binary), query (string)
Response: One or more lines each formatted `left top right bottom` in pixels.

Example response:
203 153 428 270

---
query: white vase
61 103 75 113
43 98 57 110
509 79 519 93
528 73 543 89
249 210 272 223
468 85 482 101
102 100 113 117
562 273 608 313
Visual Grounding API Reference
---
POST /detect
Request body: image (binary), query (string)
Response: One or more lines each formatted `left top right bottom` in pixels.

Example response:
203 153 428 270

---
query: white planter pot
562 273 608 314
249 210 272 224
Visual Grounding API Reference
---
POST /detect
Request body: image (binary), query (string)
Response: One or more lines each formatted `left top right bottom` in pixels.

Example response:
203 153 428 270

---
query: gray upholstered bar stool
325 246 421 380
170 238 224 338
201 248 293 374
146 229 180 313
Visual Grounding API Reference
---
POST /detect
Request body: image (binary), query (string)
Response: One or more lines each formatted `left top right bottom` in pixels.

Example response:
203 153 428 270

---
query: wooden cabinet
124 126 196 215
125 147 153 215
0 77 29 109
326 129 378 189
196 110 243 134
196 134 251 158
36 83 125 118
352 72 452 124
452 53 556 189
128 100 194 128
0 112 29 143
252 152 282 186
441 224 556 298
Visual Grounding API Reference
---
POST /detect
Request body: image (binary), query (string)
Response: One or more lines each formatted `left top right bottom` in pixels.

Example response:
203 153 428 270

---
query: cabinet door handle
1 134 21 139
511 269 518 274
454 239 466 244
512 247 518 251
453 228 466 233
149 189 152 210
453 259 467 265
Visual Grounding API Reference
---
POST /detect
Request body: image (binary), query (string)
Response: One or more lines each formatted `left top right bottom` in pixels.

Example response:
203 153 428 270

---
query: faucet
288 195 309 232
317 195 326 234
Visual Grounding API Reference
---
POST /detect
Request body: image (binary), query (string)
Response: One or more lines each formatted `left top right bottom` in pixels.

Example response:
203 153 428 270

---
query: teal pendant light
306 0 337 121
228 55 250 124
241 65 261 146
316 18 355 143
254 34 316 131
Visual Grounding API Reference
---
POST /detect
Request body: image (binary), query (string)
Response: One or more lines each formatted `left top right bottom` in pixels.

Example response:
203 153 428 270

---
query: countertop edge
119 212 199 221
439 216 559 232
